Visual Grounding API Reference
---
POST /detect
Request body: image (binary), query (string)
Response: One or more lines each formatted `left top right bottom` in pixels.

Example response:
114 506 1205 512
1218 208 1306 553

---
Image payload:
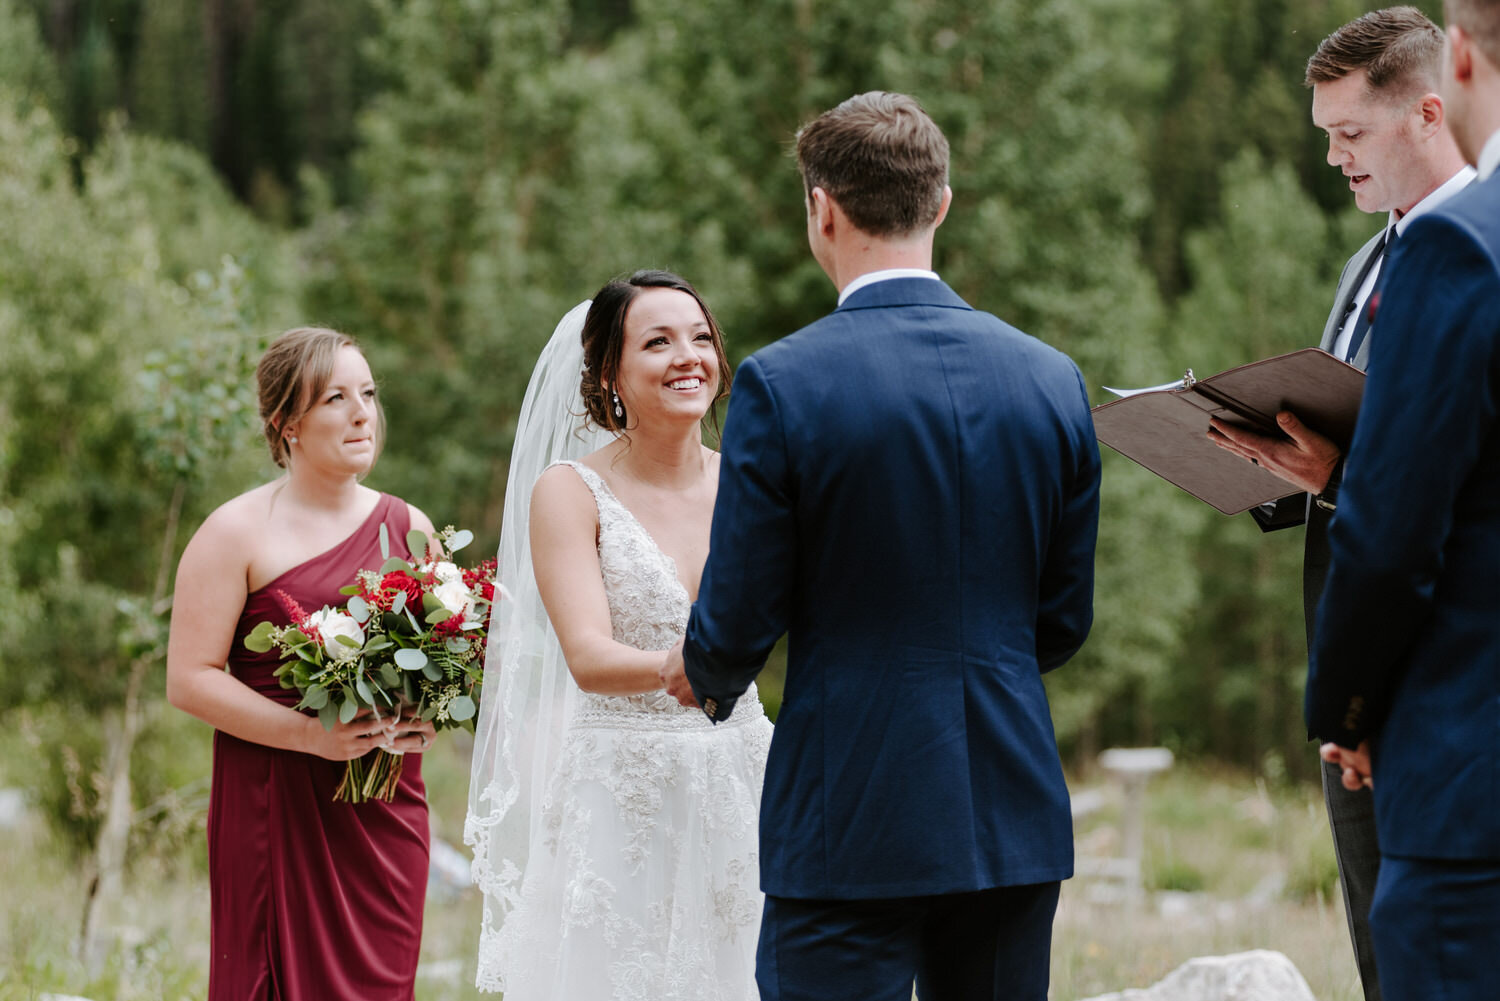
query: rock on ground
1076 949 1317 1001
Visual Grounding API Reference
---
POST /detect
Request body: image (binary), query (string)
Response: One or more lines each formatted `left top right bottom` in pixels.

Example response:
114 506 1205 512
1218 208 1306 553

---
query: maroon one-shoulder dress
208 494 429 1001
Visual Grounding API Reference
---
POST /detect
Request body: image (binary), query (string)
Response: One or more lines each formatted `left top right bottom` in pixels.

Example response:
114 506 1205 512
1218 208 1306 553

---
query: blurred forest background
0 0 1435 993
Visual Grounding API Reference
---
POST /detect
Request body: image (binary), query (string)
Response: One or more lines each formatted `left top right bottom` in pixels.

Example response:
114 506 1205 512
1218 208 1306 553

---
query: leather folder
1090 348 1366 515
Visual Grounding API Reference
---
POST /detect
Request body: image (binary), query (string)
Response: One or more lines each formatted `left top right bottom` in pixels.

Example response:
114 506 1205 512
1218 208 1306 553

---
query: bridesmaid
167 327 437 1000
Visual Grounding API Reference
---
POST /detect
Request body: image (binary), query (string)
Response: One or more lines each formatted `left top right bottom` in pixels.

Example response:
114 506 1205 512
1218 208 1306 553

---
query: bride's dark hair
579 270 732 436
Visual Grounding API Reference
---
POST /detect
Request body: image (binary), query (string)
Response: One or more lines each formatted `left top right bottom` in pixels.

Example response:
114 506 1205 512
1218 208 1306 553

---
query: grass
0 721 1361 1000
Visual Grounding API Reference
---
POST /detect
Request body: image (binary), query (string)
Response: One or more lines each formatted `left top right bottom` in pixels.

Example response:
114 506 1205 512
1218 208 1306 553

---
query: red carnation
382 570 424 608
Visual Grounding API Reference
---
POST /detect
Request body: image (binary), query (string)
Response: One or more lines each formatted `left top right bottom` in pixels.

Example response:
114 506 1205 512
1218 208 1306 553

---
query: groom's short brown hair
795 92 949 238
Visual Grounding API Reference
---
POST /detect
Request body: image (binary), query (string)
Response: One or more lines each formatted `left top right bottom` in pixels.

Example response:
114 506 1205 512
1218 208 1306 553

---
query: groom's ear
809 187 838 239
933 185 953 229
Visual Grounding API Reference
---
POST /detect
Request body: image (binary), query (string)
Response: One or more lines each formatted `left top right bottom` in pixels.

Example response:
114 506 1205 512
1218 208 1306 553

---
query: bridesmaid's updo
579 270 732 435
256 326 385 469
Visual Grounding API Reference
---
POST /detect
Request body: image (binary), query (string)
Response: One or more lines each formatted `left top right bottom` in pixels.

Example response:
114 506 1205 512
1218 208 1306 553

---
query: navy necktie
1345 227 1398 363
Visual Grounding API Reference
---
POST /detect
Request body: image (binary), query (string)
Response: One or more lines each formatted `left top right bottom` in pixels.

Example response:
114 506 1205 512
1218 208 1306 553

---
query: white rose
307 608 365 662
431 578 475 620
432 561 463 584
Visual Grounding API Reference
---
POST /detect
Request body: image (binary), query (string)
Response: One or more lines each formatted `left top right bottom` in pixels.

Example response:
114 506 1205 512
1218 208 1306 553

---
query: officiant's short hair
796 92 948 238
1304 6 1444 98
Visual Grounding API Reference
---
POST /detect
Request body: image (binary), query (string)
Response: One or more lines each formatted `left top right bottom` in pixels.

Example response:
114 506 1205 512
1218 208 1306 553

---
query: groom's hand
660 639 700 710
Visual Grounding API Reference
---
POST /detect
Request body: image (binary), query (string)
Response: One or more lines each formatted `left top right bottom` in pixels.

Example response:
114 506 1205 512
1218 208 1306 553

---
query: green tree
0 76 298 959
1158 151 1355 777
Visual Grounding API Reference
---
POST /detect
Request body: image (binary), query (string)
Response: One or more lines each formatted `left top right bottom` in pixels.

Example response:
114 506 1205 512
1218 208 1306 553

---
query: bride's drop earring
612 390 623 419
287 435 298 444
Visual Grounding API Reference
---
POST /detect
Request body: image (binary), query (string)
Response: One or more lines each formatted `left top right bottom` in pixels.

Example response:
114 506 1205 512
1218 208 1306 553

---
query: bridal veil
464 300 609 973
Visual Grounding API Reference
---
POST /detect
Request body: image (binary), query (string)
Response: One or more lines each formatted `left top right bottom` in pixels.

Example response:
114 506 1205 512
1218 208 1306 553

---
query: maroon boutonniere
1366 290 1381 325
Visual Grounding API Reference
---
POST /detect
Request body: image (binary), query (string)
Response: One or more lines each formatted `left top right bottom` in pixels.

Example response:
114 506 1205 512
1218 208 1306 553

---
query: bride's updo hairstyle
256 326 386 469
578 269 732 436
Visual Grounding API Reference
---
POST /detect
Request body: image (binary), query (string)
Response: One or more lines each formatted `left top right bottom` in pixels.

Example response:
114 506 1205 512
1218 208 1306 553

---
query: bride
465 271 773 999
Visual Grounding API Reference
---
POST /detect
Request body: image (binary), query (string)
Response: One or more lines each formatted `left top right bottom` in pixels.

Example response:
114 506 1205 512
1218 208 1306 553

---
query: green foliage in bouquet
244 524 497 802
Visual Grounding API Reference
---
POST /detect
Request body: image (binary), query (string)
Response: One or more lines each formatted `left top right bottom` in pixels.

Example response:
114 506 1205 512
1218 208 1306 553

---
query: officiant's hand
660 640 700 709
1321 740 1373 791
1208 410 1340 495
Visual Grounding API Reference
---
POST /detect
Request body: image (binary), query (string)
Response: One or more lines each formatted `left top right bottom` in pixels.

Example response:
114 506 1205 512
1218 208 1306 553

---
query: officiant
1204 9 1473 1001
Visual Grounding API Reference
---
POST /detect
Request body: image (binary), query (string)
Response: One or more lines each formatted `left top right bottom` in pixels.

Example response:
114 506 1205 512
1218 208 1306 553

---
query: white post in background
1097 747 1175 903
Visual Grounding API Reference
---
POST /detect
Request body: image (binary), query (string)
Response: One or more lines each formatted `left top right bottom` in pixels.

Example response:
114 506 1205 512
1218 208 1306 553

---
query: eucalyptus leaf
422 592 446 617
394 648 428 671
380 522 391 560
244 621 277 652
392 590 407 615
335 633 360 649
425 607 454 625
447 694 477 722
447 529 473 552
363 635 393 653
422 661 443 681
446 637 471 654
381 556 411 575
355 675 374 704
379 664 401 687
338 584 362 596
407 529 429 559
319 701 339 731
304 685 329 709
339 697 358 724
347 595 370 623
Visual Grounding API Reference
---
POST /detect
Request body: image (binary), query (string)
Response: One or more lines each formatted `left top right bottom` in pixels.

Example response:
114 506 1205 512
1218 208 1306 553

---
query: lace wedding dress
475 460 772 1000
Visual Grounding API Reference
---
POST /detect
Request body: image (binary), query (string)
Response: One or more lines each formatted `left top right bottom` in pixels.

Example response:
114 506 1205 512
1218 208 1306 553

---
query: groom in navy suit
661 92 1100 1001
1307 2 1500 998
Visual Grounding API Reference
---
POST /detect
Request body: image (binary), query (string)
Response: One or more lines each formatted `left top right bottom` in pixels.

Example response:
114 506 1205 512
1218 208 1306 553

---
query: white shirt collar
1477 129 1500 182
837 268 940 306
1391 165 1477 237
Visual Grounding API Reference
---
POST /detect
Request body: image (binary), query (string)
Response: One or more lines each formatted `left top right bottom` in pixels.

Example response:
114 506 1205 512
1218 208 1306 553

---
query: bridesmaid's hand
386 713 438 755
303 709 405 761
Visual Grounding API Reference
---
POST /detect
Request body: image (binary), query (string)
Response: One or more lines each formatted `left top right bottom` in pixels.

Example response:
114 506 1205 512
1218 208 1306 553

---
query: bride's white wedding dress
476 460 772 1000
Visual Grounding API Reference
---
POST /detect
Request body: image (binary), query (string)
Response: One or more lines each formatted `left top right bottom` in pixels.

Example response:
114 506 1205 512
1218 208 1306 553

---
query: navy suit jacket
1308 172 1500 860
683 278 1101 899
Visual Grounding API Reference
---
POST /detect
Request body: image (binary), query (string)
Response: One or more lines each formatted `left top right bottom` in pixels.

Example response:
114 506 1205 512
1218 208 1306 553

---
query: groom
661 92 1100 1001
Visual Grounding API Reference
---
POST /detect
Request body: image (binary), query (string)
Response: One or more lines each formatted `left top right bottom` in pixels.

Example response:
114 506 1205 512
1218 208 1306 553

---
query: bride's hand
660 640 700 709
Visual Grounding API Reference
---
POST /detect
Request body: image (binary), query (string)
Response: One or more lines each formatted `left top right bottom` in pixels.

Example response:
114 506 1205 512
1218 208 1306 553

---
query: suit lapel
1320 229 1386 356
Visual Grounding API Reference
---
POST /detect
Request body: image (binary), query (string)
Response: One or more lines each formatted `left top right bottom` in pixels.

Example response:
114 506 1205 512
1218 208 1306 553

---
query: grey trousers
1322 757 1382 1001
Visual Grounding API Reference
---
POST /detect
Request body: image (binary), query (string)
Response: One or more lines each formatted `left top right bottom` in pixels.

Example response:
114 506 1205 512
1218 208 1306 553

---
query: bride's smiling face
613 288 721 429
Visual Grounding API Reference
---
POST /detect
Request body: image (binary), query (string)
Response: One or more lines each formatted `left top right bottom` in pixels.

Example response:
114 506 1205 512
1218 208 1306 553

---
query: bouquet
245 524 498 803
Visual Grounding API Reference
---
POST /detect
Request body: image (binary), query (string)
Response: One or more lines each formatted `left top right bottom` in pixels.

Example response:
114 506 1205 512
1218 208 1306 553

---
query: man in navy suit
1306 1 1500 998
660 92 1100 1001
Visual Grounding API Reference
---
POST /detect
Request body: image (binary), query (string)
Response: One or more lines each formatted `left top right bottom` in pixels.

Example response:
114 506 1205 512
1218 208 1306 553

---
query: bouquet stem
334 749 405 803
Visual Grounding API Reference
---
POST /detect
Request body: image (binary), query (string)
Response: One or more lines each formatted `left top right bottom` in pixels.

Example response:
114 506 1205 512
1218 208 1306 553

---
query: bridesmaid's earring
287 435 298 444
612 390 623 419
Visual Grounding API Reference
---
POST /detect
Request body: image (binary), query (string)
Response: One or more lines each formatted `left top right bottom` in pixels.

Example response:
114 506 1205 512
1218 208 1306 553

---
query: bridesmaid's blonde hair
256 326 386 470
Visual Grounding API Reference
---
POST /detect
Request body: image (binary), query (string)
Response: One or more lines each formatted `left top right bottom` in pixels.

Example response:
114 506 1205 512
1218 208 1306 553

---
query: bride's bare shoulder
532 461 595 510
